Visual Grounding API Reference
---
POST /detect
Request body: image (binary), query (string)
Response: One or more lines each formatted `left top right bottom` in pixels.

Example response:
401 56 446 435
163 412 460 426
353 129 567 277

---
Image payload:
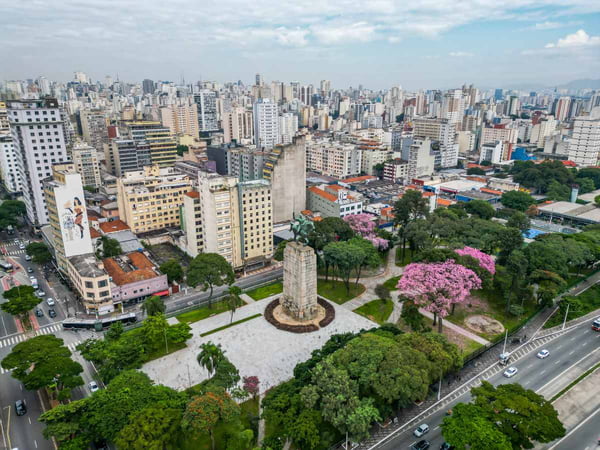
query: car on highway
48 309 56 318
46 297 55 306
15 400 26 416
503 367 518 378
36 290 46 297
25 254 31 261
592 317 600 332
413 424 430 437
35 308 43 317
536 349 550 359
27 267 33 273
411 440 430 450
89 381 100 393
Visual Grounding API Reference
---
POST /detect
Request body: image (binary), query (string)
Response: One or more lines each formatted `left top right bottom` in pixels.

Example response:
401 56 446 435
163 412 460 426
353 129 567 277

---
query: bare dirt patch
465 314 505 335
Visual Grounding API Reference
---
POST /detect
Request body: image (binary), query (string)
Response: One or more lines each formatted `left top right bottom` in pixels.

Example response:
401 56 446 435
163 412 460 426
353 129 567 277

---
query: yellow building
117 165 192 233
128 121 177 167
66 254 114 315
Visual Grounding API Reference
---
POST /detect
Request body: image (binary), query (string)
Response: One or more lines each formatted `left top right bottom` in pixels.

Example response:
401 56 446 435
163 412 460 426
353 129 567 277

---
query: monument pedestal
281 241 318 321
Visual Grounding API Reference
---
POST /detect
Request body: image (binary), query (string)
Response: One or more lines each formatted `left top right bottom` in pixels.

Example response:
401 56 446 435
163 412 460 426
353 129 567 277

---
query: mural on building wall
56 183 93 257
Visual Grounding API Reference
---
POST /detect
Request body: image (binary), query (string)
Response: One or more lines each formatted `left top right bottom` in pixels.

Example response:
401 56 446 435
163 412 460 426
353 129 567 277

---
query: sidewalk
418 309 490 345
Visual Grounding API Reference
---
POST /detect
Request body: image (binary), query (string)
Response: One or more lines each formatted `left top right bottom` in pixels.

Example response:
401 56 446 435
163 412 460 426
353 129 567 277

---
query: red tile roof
89 227 101 239
99 219 130 234
103 252 157 286
480 187 503 195
437 198 453 206
185 191 200 199
343 175 376 183
326 184 345 191
308 186 337 202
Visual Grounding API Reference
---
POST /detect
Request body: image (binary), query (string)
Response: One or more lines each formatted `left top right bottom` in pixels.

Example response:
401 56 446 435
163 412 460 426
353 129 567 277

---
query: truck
30 277 38 289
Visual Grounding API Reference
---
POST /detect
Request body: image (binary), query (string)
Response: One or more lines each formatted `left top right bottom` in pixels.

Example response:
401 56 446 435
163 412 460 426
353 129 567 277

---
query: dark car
15 400 26 416
35 308 43 317
412 440 430 450
440 443 455 450
48 308 57 318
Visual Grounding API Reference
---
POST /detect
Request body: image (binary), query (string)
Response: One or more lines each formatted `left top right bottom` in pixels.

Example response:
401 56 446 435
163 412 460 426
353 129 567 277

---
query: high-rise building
226 146 268 181
7 98 69 226
255 73 263 86
306 137 362 178
413 118 459 168
222 107 254 144
253 98 279 149
43 163 94 273
194 90 219 132
279 113 298 145
116 165 192 233
440 89 464 125
0 102 9 133
529 116 556 148
71 142 101 188
494 89 504 101
320 80 331 98
160 103 199 138
127 121 177 167
554 97 572 122
106 139 152 176
80 110 109 152
74 71 89 84
142 79 155 95
0 134 22 193
407 137 436 181
300 85 314 105
567 115 600 166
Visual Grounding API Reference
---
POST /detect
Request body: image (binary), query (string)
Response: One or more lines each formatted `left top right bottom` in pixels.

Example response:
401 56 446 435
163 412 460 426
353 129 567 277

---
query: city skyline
1 0 599 89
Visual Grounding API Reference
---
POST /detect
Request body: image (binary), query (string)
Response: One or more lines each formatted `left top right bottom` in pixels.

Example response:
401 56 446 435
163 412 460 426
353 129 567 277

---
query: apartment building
227 146 268 181
0 134 22 193
480 125 519 160
223 107 254 144
80 110 109 152
567 115 600 166
306 137 362 178
194 90 219 132
383 159 410 183
407 137 436 181
253 98 279 149
413 118 458 168
66 254 114 315
160 102 199 138
105 139 152 176
117 165 192 233
127 121 177 167
307 184 363 218
71 142 101 188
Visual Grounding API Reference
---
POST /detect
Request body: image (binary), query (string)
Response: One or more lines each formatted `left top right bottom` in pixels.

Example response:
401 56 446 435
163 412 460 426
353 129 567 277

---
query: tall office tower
37 77 51 96
554 97 572 122
74 71 89 84
415 91 426 116
567 115 600 166
183 172 272 270
117 165 192 233
413 118 459 168
106 139 152 176
279 112 298 145
441 90 464 125
71 142 101 188
80 110 109 152
0 134 22 193
159 103 199 138
0 102 9 133
263 136 306 223
494 89 504 101
320 80 331 98
127 121 177 167
253 98 279 149
194 90 219 132
43 163 93 272
142 79 155 95
223 107 254 144
290 81 300 99
300 85 314 105
271 81 284 103
255 73 263 86
508 96 520 116
7 98 69 226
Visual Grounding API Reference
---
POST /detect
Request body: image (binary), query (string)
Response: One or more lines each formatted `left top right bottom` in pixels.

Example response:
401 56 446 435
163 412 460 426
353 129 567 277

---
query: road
374 321 600 450
549 405 600 450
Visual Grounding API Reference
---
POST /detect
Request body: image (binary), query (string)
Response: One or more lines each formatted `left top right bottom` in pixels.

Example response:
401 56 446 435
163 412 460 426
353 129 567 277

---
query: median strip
550 362 600 403
200 313 262 337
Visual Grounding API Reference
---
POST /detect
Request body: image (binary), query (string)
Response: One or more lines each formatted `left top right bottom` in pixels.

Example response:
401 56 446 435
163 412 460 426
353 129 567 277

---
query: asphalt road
375 321 600 450
549 405 600 450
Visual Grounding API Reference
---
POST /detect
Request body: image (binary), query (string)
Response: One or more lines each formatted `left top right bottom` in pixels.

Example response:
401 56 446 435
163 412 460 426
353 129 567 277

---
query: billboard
55 173 94 258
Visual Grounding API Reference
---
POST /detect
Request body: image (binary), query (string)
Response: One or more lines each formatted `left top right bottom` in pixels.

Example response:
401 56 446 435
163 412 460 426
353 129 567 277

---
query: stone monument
281 241 318 320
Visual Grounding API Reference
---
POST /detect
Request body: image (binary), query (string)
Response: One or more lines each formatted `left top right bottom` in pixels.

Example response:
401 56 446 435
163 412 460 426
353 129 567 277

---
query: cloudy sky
1 0 599 90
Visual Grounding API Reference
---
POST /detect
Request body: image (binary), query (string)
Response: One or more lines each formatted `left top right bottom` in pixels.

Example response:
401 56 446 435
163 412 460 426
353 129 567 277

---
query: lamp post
562 302 570 330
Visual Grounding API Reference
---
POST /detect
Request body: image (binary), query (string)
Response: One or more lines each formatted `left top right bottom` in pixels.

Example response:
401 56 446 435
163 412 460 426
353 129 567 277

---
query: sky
1 0 599 91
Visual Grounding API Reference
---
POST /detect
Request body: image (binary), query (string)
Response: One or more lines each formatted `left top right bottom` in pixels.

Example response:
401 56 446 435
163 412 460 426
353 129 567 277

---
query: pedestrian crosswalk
5 249 26 256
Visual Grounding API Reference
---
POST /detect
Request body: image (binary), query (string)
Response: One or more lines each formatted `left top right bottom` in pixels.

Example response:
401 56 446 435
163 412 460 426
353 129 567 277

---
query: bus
62 312 138 331
592 317 600 332
0 260 13 272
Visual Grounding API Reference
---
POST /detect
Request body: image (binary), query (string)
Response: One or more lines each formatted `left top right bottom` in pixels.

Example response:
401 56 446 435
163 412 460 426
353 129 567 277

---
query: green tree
176 144 189 156
142 295 165 317
115 407 181 450
466 167 486 175
506 211 530 232
595 195 600 207
400 299 427 332
105 321 124 341
0 200 26 216
575 177 595 194
197 342 225 377
393 190 429 259
323 240 363 294
140 313 169 351
226 285 242 323
26 242 52 264
100 236 122 258
273 240 288 261
1 335 83 400
1 285 40 320
182 391 240 450
545 180 570 201
159 259 184 283
442 403 511 449
187 253 234 307
464 200 495 220
500 190 535 211
374 284 391 300
349 237 380 286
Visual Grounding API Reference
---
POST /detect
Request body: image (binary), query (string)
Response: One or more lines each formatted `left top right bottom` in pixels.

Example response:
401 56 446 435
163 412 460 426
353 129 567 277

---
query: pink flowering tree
455 246 496 275
397 260 482 333
242 376 260 399
343 213 389 251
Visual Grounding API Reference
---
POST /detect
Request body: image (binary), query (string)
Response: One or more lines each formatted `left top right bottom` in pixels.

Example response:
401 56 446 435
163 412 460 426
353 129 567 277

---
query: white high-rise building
7 98 69 226
554 97 572 122
413 118 459 168
253 99 279 149
194 90 219 132
567 115 600 167
0 134 22 193
441 90 464 125
279 113 298 145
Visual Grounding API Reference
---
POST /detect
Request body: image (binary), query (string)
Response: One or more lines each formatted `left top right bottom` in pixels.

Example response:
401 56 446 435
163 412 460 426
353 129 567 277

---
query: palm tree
226 285 242 323
197 342 224 377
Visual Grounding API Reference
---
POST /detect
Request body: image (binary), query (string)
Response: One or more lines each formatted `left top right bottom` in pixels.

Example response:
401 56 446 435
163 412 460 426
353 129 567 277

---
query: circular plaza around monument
264 297 335 333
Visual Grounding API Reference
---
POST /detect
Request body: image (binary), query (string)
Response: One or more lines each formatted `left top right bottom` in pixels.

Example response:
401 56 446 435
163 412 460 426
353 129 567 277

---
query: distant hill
555 79 600 90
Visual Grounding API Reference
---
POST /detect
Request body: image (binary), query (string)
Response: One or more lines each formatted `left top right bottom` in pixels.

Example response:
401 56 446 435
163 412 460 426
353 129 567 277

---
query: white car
25 255 31 261
88 381 99 393
503 367 518 378
18 243 25 250
46 297 55 306
537 349 550 359
413 424 430 437
36 290 45 298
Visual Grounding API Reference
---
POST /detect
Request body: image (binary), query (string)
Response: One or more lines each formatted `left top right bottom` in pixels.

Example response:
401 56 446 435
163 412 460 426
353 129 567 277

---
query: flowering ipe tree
343 213 389 250
397 260 482 333
455 246 496 275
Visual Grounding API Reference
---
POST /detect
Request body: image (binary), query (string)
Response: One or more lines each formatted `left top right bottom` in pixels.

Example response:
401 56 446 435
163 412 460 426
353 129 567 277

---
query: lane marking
547 405 600 450
537 346 600 394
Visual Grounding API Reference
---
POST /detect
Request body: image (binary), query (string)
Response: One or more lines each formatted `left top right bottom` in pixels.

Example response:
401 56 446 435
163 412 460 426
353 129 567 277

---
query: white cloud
449 51 474 57
311 22 377 44
545 29 600 48
533 21 563 30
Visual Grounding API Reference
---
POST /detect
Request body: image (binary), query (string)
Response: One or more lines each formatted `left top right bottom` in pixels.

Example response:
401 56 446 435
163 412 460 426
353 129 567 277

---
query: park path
417 309 491 345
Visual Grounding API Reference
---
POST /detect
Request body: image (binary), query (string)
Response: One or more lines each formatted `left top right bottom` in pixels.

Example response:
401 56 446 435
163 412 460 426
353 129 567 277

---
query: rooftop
308 186 337 202
69 254 106 278
103 252 159 286
99 220 130 234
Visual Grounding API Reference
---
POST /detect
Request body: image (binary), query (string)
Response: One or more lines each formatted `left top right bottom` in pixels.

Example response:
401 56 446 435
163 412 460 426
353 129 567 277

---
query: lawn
317 279 365 304
395 247 413 267
246 281 283 300
354 299 393 324
383 275 401 291
544 284 600 328
145 341 187 362
176 300 233 324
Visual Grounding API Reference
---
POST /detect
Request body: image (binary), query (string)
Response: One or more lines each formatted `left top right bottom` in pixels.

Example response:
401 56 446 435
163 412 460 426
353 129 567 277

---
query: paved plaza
142 295 376 393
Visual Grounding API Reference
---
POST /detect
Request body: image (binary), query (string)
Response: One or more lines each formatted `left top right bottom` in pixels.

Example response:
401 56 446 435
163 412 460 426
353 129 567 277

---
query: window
85 281 93 288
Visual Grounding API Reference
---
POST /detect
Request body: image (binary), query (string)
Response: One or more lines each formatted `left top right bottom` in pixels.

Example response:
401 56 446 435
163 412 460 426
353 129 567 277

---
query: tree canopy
187 253 234 306
1 285 40 318
26 242 52 264
159 259 183 283
142 295 165 317
100 236 122 258
500 190 535 211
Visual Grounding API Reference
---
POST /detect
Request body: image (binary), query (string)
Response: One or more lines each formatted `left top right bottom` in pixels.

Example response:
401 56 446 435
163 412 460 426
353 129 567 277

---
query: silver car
503 367 518 378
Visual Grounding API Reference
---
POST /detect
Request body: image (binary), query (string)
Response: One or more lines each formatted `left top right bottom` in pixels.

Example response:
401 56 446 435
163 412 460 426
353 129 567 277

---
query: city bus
62 312 138 331
592 317 600 332
0 260 14 272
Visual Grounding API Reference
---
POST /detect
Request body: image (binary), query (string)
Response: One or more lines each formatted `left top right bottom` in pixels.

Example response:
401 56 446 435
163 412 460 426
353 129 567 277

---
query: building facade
0 134 22 193
567 116 600 167
194 90 219 132
253 98 279 149
71 142 102 188
159 102 199 138
127 121 177 167
222 107 254 144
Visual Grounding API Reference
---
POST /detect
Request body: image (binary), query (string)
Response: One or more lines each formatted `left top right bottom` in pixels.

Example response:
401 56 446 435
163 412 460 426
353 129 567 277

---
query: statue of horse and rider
290 214 314 245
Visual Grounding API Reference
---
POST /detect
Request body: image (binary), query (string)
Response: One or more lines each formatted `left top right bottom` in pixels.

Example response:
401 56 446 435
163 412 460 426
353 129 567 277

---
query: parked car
413 424 430 437
48 309 56 318
503 367 518 378
36 290 45 298
536 349 550 359
46 297 55 306
15 400 26 416
35 308 43 317
411 440 430 450
88 381 99 393
27 267 33 273
25 255 31 261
